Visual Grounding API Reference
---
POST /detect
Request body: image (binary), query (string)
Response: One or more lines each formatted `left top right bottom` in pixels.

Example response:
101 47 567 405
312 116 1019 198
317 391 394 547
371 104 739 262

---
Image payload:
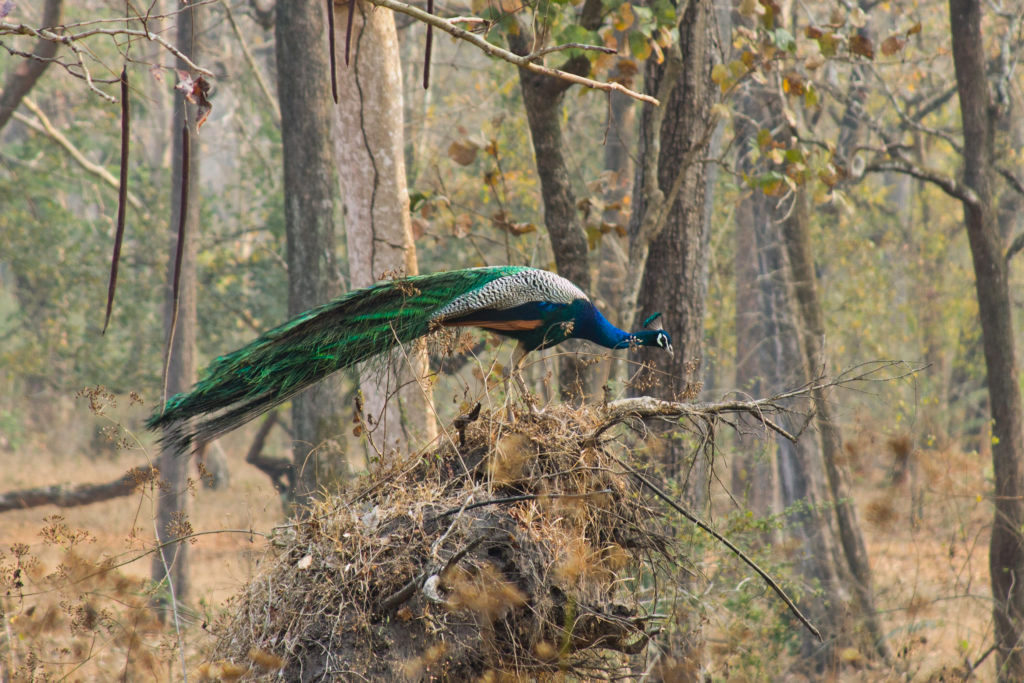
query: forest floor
0 423 994 681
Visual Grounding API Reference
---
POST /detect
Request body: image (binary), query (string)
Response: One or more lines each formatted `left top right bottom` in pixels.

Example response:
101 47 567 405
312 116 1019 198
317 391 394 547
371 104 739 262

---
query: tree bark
276 0 346 504
332 0 435 453
632 0 714 474
152 0 201 610
948 0 1024 675
507 30 592 401
0 0 64 133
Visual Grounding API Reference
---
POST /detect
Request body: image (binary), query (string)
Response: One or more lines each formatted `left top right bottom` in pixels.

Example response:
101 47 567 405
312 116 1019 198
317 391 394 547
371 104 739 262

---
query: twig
14 528 267 599
430 489 613 522
0 21 213 77
592 395 797 444
527 42 617 60
360 0 660 105
15 98 145 212
152 510 188 682
612 455 823 642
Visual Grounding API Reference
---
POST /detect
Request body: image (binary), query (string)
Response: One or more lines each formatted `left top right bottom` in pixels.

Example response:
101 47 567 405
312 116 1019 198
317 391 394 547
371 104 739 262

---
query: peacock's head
632 313 673 356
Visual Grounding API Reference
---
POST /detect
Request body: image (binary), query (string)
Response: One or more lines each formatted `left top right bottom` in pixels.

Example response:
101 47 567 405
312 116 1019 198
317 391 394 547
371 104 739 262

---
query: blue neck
578 303 635 349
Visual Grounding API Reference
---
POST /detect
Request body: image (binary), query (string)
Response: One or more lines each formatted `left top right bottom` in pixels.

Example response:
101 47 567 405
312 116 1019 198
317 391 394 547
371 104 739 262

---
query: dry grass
0 397 998 681
0 429 282 681
208 403 670 680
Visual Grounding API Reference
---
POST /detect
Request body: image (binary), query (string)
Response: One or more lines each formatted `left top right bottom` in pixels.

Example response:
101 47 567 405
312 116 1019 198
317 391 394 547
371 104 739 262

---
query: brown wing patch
443 320 544 331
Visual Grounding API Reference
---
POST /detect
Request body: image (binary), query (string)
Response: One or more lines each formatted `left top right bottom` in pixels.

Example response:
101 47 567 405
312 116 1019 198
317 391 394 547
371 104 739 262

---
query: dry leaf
447 139 478 166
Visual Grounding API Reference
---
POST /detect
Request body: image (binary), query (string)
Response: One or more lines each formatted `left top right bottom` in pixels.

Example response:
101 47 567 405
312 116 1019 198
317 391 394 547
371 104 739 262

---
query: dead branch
611 454 823 642
0 19 213 78
0 465 157 513
244 411 294 494
592 360 923 445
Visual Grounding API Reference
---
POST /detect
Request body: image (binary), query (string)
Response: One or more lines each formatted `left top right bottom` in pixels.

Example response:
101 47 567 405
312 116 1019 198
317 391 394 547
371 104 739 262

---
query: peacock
147 266 673 452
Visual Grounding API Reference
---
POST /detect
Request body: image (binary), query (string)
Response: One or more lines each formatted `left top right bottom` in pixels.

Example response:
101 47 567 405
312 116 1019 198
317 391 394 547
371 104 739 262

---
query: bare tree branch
1007 232 1024 263
863 157 980 206
359 0 660 105
14 97 146 212
0 16 214 87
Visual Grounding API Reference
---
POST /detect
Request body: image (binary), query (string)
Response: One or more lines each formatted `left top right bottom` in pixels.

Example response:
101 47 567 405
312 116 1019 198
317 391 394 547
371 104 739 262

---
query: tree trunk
276 0 346 504
508 30 592 401
632 0 714 476
0 0 64 133
759 189 847 665
332 0 434 454
152 0 201 611
731 87 775 518
780 187 890 661
949 0 1024 675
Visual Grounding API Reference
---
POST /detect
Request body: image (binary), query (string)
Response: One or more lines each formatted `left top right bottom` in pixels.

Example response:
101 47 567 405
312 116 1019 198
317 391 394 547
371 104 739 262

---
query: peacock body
148 266 672 452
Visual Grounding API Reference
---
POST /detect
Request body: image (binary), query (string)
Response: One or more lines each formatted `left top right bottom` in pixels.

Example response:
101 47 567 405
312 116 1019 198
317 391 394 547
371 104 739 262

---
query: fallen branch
0 465 157 513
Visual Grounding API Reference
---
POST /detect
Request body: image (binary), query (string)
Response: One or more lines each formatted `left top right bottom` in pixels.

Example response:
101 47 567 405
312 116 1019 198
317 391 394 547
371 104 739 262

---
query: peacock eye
657 333 667 347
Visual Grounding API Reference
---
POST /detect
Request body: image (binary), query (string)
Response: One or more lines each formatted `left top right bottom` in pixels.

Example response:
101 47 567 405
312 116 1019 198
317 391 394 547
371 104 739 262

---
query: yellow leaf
738 0 763 17
710 63 729 85
613 3 634 31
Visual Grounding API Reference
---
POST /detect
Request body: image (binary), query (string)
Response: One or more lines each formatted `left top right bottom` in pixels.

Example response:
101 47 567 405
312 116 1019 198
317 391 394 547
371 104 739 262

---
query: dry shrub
1 545 167 680
208 404 671 679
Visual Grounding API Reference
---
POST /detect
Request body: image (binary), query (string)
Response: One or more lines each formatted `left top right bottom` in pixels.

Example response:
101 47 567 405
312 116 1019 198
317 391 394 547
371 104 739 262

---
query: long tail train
146 268 514 453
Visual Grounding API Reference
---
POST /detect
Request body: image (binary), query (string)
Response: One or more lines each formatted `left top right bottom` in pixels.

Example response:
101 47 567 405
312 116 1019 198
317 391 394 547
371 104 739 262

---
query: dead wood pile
207 403 676 680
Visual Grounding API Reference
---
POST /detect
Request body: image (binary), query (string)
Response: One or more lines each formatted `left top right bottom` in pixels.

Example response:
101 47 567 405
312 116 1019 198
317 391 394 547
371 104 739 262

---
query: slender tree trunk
780 187 890 661
731 88 775 517
277 0 346 504
595 83 634 392
332 0 435 453
760 192 847 665
949 0 1024 675
152 0 201 610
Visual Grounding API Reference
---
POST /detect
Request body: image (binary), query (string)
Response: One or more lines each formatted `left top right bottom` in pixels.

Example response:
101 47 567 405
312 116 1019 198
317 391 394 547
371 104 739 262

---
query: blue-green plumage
148 266 672 452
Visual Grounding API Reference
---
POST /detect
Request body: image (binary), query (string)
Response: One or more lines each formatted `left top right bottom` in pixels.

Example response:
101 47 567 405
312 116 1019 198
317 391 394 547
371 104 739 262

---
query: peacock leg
508 343 543 417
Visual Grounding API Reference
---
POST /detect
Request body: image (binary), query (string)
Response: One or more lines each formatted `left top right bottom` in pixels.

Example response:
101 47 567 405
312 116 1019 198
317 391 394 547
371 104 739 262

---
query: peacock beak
666 343 674 358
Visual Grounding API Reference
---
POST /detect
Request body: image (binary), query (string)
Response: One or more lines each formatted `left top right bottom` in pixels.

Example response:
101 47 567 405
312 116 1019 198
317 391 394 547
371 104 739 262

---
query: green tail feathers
147 267 524 453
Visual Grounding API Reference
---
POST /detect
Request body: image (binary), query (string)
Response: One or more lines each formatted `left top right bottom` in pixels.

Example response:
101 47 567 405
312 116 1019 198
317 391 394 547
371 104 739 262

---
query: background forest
1 0 1022 679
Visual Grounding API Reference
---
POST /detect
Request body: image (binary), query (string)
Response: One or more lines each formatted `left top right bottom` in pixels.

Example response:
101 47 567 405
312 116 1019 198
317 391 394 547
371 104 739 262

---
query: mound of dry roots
207 403 683 680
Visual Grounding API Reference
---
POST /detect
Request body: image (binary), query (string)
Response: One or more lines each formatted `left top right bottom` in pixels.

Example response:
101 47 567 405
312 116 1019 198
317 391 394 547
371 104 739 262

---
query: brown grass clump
208 404 670 680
